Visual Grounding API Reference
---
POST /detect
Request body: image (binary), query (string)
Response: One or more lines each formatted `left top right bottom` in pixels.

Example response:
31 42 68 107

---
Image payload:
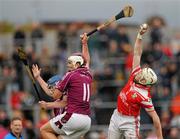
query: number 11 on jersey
83 83 90 102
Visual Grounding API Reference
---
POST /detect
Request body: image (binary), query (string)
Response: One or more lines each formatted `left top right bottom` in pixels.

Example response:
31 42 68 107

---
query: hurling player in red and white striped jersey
108 24 163 139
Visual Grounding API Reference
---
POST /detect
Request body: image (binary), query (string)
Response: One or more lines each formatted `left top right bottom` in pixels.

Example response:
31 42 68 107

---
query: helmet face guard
70 53 86 66
67 55 84 67
138 68 157 85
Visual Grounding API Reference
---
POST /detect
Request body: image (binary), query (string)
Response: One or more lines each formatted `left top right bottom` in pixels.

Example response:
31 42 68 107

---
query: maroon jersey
56 67 92 115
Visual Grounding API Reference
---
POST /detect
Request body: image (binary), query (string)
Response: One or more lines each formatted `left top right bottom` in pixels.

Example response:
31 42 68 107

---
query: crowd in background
0 16 180 139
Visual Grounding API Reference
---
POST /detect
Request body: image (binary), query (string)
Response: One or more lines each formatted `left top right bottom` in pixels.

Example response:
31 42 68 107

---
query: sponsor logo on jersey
132 93 137 99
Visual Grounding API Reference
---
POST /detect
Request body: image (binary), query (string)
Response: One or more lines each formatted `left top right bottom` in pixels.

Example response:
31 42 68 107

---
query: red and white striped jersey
117 66 155 117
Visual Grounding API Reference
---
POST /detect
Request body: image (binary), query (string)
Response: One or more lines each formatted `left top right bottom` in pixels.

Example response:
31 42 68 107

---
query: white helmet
68 55 84 66
139 68 157 85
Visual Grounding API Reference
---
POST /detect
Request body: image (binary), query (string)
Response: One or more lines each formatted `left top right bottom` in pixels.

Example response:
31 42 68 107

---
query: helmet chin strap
135 79 154 86
134 78 141 85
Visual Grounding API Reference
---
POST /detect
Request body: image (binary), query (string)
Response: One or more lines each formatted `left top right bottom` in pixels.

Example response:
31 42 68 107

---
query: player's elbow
52 89 62 100
154 120 161 129
152 115 161 129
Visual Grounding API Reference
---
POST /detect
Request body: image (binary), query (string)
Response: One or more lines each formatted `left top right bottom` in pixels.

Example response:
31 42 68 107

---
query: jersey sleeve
136 90 155 112
55 72 72 92
140 97 155 112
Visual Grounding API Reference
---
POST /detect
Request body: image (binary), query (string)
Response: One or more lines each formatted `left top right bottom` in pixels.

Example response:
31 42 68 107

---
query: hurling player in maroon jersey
32 33 92 139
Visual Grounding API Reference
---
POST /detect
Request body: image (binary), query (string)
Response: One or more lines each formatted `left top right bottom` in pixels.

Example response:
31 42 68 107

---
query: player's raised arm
80 33 90 68
132 23 148 70
32 64 62 99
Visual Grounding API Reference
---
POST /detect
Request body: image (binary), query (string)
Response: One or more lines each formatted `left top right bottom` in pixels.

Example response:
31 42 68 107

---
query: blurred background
0 0 180 138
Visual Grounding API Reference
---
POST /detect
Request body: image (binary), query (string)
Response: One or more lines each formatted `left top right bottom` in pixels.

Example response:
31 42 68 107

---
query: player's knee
40 126 46 135
40 127 44 134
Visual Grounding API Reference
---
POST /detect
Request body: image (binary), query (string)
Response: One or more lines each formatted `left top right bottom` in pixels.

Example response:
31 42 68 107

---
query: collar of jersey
10 132 22 138
70 67 86 72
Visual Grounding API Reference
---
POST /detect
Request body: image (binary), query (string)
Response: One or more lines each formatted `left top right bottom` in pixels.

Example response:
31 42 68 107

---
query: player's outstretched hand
80 33 89 45
32 64 41 79
39 101 47 109
139 23 148 35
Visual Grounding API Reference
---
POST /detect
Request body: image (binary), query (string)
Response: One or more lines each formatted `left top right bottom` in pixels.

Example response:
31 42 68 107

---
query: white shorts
108 109 140 139
50 112 91 139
